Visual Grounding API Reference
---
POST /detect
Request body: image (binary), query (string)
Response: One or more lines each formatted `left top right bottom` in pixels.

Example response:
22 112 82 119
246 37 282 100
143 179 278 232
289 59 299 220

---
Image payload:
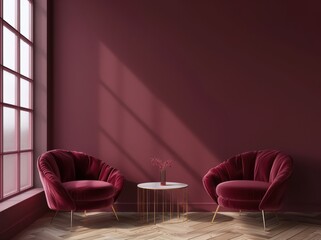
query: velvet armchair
37 149 124 226
202 150 293 230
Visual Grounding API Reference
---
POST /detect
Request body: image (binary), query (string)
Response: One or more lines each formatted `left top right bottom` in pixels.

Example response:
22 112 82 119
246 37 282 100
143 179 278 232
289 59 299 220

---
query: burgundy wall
50 0 321 211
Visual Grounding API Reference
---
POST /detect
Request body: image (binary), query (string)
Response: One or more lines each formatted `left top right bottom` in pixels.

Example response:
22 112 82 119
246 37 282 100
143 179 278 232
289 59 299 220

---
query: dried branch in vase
151 157 173 170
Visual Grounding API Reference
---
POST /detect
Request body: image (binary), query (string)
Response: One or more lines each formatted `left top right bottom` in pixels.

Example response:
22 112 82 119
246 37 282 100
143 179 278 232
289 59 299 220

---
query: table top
137 182 188 190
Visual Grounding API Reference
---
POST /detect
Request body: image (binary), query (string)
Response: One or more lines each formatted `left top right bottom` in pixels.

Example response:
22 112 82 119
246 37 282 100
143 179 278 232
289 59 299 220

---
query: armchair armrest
37 162 75 211
203 156 243 203
99 164 124 201
259 158 293 211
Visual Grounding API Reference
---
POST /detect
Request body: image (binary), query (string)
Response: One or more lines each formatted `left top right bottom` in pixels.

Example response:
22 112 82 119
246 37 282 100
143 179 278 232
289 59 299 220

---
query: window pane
3 71 17 105
20 79 31 108
20 0 32 40
3 0 17 29
20 110 32 150
20 40 32 78
20 152 32 190
3 107 18 151
3 26 17 71
3 154 18 197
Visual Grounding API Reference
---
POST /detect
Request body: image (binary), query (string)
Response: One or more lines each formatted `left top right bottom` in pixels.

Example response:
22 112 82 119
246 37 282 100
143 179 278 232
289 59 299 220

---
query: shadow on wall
285 155 321 211
115 180 137 211
99 126 154 181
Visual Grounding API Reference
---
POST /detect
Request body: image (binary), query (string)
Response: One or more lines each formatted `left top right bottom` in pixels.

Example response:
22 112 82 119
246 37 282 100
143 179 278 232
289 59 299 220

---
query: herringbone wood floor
12 211 321 240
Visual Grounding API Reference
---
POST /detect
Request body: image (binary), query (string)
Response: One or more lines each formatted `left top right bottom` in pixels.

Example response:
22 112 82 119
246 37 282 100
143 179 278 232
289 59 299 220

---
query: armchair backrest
38 149 101 182
225 150 292 183
71 151 103 180
38 149 117 182
41 150 76 182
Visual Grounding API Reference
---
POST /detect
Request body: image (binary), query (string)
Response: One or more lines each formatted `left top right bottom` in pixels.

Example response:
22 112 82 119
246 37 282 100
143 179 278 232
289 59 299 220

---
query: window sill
0 188 48 239
0 188 44 212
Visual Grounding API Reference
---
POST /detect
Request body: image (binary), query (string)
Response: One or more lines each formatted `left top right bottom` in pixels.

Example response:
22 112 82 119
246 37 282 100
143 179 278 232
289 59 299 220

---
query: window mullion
1 0 3 201
2 21 32 46
17 0 21 193
2 66 33 82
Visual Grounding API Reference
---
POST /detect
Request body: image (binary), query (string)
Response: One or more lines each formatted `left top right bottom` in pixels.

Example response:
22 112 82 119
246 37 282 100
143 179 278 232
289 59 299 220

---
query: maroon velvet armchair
37 149 124 226
202 150 293 230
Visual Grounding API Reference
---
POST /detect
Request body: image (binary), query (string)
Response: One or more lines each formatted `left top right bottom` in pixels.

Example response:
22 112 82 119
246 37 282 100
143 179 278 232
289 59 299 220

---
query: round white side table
137 182 188 223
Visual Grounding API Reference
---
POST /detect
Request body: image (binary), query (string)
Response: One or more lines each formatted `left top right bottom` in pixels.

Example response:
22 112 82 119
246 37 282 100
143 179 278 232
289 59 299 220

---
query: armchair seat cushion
217 180 270 210
63 180 115 201
217 180 270 201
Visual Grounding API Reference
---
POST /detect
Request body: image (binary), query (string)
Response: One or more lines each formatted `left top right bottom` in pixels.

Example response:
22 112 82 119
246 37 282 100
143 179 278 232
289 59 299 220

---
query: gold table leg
137 185 189 224
154 190 156 224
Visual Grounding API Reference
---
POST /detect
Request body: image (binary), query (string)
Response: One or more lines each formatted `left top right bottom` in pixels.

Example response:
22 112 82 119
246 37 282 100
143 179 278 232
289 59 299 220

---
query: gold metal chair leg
70 211 73 228
211 205 220 223
112 205 119 221
262 210 266 231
